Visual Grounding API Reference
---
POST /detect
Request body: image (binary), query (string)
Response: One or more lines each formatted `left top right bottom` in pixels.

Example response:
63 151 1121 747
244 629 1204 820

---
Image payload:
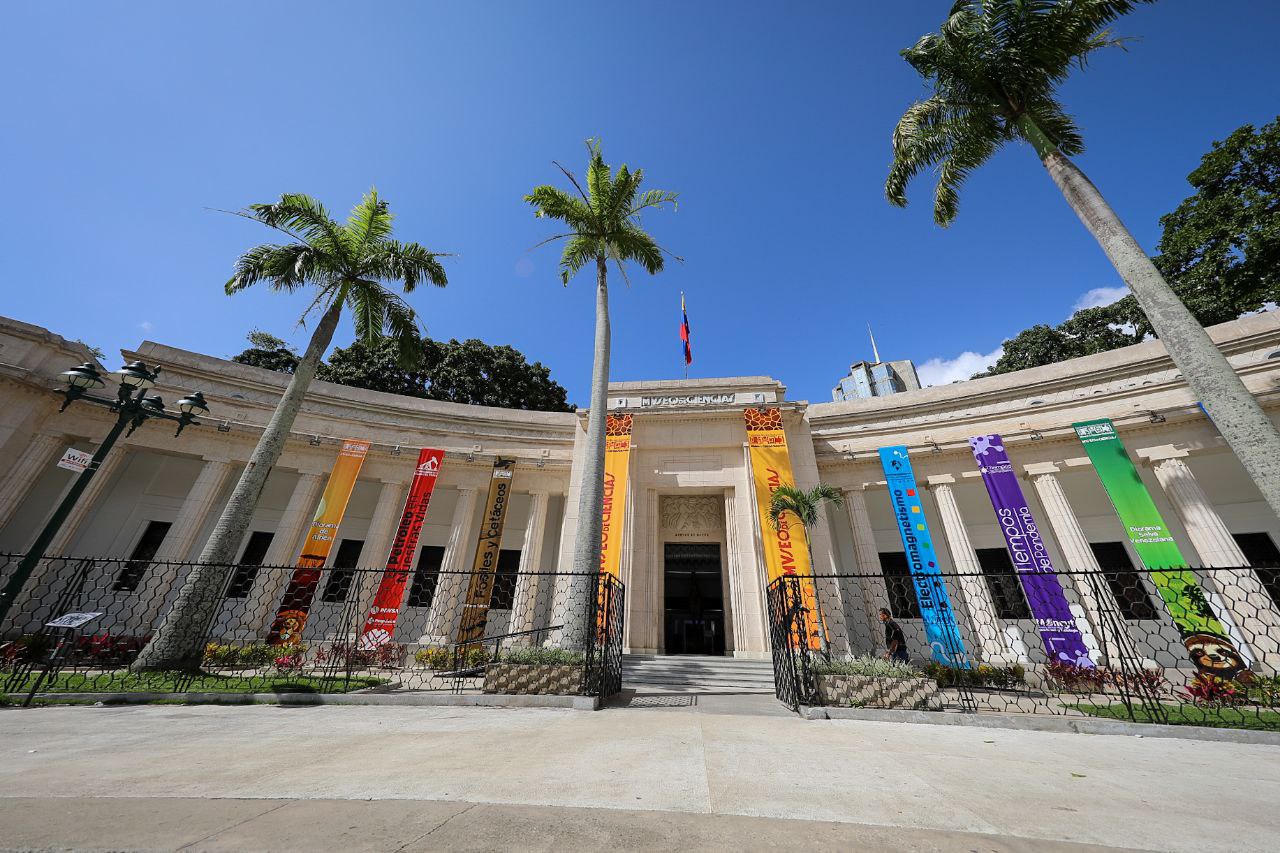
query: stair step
621 654 775 691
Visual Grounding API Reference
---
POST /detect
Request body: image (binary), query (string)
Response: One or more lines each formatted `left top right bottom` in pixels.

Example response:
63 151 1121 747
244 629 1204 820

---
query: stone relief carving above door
660 495 724 533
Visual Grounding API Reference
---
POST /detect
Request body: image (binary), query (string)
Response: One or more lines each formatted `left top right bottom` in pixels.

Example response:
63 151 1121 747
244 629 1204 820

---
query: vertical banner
357 448 446 649
600 414 633 581
743 408 825 650
456 459 515 646
968 435 1094 667
878 446 970 667
1073 418 1247 678
598 414 633 637
269 439 370 645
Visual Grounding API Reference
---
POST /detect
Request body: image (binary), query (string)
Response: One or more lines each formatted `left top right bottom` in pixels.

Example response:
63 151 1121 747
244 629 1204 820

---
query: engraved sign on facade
641 394 736 408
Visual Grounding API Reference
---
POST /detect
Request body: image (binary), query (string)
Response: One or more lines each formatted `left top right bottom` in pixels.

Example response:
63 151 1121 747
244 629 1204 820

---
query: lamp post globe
59 363 106 391
114 361 156 390
177 391 209 417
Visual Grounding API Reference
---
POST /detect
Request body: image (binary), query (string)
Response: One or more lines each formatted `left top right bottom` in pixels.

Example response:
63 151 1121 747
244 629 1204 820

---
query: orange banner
743 408 825 650
268 439 370 645
456 459 515 646
600 414 633 581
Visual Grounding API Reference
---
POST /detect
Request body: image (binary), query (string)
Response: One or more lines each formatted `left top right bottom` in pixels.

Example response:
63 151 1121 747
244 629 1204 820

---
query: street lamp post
0 361 210 628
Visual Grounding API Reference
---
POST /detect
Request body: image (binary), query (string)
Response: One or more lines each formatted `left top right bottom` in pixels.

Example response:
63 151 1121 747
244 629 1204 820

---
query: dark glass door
663 543 726 655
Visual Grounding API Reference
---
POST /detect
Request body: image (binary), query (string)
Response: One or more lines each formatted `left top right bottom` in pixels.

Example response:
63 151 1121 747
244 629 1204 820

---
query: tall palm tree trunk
132 298 344 671
1019 117 1280 523
563 255 610 649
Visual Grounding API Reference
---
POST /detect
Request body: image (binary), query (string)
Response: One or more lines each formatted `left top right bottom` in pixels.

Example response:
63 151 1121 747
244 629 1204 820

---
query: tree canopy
230 332 573 412
980 117 1280 377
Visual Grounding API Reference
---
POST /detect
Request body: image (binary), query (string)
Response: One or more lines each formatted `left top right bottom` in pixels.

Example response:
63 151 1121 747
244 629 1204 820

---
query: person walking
879 608 909 663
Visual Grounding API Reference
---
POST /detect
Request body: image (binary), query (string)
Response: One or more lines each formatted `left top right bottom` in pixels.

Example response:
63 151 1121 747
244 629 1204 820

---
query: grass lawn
1 669 385 702
1075 702 1280 731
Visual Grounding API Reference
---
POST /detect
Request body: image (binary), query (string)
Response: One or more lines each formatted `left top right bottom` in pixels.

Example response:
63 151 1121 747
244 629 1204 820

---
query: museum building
2 311 1280 667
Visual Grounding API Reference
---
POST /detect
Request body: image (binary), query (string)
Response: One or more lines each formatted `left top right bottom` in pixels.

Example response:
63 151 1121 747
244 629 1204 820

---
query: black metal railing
0 553 624 704
766 565 1280 730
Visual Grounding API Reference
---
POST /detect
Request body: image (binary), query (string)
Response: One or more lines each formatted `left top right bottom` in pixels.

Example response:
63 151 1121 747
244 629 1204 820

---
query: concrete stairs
622 654 776 693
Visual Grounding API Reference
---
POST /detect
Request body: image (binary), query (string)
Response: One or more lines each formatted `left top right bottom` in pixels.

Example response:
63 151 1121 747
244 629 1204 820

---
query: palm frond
559 235 599 285
344 187 395 255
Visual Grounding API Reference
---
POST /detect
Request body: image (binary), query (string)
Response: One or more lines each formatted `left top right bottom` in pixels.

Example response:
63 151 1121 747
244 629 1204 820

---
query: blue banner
878 446 970 667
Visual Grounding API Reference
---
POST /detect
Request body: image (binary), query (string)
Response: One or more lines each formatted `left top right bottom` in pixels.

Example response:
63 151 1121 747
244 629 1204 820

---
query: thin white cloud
1071 286 1128 313
139 321 153 332
917 346 1004 386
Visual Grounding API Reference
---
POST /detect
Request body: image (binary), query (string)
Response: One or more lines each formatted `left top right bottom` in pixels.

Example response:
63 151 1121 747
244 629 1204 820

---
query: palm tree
768 483 845 569
885 0 1280 520
132 189 448 671
768 483 844 654
525 139 678 647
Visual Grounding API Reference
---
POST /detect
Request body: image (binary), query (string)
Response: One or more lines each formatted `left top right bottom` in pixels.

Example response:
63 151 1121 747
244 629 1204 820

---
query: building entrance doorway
663 543 726 655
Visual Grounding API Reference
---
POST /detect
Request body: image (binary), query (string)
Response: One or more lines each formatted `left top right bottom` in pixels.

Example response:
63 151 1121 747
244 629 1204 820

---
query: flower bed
481 648 588 695
811 656 942 709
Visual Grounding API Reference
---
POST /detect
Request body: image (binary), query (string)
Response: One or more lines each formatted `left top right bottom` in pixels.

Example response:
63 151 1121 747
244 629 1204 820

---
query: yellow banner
600 414 633 581
743 408 824 650
269 439 370 645
457 459 515 645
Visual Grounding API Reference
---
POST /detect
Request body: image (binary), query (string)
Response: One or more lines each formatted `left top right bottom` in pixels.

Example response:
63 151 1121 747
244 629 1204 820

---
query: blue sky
3 1 1278 405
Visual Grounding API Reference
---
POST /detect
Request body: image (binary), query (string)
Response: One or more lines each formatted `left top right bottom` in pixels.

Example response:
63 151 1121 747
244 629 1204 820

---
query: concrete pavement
1 702 1276 851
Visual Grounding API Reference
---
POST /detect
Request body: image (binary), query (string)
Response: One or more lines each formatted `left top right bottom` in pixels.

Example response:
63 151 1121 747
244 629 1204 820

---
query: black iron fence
0 553 623 704
767 565 1280 729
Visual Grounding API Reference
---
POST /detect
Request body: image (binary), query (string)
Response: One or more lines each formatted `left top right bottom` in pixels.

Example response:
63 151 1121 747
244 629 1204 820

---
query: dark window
879 552 921 619
976 548 1032 620
113 521 172 591
320 539 364 603
489 549 522 611
226 531 274 598
407 546 446 608
1234 532 1280 609
1090 541 1159 620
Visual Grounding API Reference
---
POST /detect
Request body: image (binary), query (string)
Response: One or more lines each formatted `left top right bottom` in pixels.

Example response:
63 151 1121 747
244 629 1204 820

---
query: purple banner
968 435 1094 667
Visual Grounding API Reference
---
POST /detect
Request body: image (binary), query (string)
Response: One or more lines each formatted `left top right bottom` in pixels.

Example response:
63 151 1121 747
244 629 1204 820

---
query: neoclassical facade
2 312 1279 663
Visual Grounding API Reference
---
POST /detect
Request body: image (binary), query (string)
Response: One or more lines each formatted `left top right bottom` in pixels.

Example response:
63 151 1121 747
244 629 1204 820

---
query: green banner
1072 418 1246 677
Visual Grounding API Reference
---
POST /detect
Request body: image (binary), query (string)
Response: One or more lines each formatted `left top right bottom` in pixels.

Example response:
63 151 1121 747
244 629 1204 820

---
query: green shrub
413 646 492 669
497 647 585 666
414 647 450 669
812 656 924 679
924 661 1026 689
203 642 293 668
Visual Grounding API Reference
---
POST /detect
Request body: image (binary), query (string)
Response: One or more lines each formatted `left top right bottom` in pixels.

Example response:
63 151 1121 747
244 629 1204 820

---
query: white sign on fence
56 448 94 474
45 612 103 629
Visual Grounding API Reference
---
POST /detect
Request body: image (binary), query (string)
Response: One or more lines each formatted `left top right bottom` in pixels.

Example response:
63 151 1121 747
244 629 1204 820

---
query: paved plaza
1 702 1277 851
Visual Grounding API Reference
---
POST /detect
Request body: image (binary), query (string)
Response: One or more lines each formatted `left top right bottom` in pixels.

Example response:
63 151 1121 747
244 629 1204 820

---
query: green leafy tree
134 189 448 672
1152 118 1280 326
886 0 1280 519
231 329 300 374
320 336 573 411
525 138 679 647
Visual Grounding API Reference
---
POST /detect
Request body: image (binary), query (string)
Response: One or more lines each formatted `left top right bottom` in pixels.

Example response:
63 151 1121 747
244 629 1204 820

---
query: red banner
357 448 446 649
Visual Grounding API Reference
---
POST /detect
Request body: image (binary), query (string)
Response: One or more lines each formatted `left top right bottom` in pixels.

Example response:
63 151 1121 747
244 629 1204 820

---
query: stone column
843 487 891 654
155 459 237 563
135 457 237 627
247 471 327 634
928 475 1010 662
263 471 327 566
1025 462 1122 663
422 486 480 644
1148 450 1280 671
41 447 130 557
510 489 550 640
351 478 409 603
0 432 64 530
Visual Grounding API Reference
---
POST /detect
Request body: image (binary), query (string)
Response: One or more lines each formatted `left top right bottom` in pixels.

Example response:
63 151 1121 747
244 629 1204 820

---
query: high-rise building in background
831 325 922 401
